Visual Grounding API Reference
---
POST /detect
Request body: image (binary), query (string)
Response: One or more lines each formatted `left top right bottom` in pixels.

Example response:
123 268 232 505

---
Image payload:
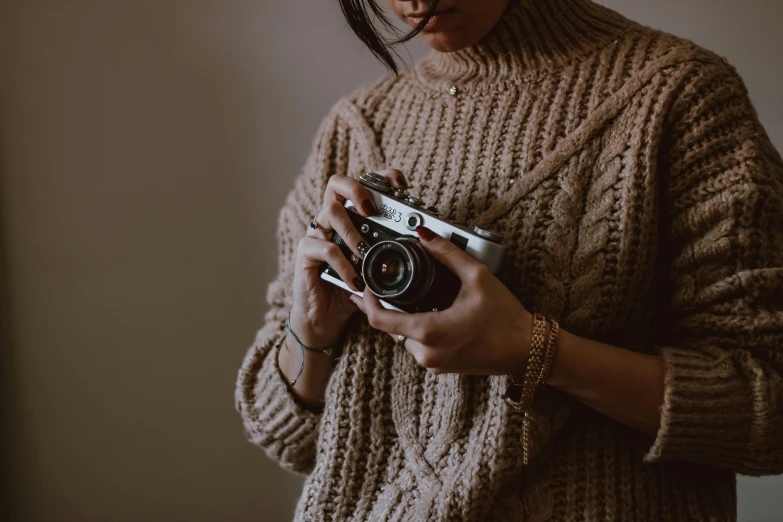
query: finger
374 323 449 373
324 175 377 217
415 226 485 281
401 338 447 373
350 296 401 339
348 293 367 314
317 200 369 261
306 217 333 241
373 168 408 190
298 236 365 292
362 290 446 344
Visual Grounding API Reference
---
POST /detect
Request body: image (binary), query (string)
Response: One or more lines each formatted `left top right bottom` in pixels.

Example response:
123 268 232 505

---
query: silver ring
396 335 407 347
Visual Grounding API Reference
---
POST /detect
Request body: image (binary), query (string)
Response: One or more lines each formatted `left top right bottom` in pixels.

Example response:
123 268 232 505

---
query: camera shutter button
406 196 424 207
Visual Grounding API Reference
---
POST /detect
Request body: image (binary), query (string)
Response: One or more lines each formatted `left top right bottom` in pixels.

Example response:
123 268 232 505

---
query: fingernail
357 241 370 256
396 176 407 188
353 277 365 291
361 199 376 216
348 295 358 306
416 226 436 241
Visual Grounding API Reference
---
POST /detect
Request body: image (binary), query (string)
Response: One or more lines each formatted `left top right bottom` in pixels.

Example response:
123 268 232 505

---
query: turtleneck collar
413 0 636 92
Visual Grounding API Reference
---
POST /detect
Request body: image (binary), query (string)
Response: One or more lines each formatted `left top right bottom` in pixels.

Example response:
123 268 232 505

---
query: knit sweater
236 1 783 520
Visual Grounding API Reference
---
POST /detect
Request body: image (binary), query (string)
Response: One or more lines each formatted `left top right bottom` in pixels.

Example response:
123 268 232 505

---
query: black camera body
319 172 508 313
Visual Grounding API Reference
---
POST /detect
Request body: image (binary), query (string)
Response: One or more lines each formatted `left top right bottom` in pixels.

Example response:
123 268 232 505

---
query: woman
236 0 783 520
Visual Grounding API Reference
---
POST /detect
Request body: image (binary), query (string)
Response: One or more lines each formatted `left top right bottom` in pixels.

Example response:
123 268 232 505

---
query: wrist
281 334 334 372
544 326 577 390
512 308 534 375
289 307 344 350
277 332 333 405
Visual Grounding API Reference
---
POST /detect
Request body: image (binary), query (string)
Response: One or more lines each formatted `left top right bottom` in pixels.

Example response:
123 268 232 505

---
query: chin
422 33 475 53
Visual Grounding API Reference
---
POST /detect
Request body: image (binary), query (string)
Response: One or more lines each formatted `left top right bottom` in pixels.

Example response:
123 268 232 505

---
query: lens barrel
362 238 435 305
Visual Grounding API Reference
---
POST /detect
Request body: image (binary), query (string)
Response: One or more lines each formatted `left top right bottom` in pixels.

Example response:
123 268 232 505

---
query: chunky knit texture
236 1 783 520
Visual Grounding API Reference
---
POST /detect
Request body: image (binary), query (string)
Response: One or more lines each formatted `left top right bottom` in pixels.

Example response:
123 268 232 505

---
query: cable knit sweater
236 1 783 520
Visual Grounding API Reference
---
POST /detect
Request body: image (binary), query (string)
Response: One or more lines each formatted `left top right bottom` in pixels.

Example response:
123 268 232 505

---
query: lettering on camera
379 203 402 222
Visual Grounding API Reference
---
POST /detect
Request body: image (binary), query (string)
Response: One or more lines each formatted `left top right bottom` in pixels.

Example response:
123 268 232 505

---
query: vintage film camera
319 172 509 313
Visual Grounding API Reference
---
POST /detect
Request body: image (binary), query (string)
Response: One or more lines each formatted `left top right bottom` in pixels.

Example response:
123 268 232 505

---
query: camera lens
369 250 406 291
362 239 435 304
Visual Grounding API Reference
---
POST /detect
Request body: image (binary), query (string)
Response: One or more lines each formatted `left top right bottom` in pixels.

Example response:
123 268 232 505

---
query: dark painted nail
416 226 436 241
396 176 408 188
353 277 366 291
357 242 370 256
361 199 376 216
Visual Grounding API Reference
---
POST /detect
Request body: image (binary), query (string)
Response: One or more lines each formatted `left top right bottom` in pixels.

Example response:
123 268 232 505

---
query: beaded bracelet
278 312 334 387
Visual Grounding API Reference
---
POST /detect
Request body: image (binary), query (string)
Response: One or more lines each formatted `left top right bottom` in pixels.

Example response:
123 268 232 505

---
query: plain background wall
0 1 781 521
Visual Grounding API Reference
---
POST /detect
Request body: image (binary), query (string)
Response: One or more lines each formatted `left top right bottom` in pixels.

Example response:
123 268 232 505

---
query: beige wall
1 1 781 521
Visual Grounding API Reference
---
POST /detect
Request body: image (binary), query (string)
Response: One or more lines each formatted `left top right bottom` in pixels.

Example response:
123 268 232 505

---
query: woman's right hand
289 169 408 350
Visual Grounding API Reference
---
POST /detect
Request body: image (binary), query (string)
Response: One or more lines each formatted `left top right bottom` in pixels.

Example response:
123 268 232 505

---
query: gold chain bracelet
505 312 560 464
537 318 559 387
505 313 547 412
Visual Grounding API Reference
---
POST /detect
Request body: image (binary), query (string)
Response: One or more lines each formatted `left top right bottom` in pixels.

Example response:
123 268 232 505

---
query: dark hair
337 0 440 74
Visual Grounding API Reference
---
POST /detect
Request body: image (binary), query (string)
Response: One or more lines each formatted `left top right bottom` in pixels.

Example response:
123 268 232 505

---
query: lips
408 8 450 16
405 8 456 30
407 7 454 18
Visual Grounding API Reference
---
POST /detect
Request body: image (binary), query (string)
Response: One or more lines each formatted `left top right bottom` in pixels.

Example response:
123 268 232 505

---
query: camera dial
360 172 393 194
472 226 504 243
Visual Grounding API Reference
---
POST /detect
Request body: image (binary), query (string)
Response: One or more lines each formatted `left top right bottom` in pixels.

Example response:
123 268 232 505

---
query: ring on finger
396 335 407 347
309 217 331 236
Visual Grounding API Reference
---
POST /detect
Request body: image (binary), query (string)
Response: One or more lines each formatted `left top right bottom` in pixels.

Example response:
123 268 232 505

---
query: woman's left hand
350 226 533 376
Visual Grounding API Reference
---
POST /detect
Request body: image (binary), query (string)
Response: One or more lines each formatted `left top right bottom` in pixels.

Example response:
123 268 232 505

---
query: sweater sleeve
645 61 783 475
235 107 352 474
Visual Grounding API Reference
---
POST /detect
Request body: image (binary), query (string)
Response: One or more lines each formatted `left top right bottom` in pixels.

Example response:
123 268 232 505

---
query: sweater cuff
645 345 752 468
236 322 321 474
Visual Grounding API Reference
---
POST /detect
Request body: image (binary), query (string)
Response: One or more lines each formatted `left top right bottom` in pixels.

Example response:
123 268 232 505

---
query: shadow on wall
1 153 14 522
0 2 310 521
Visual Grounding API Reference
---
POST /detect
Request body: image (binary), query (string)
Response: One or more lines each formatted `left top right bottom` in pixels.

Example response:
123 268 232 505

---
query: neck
414 0 635 91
